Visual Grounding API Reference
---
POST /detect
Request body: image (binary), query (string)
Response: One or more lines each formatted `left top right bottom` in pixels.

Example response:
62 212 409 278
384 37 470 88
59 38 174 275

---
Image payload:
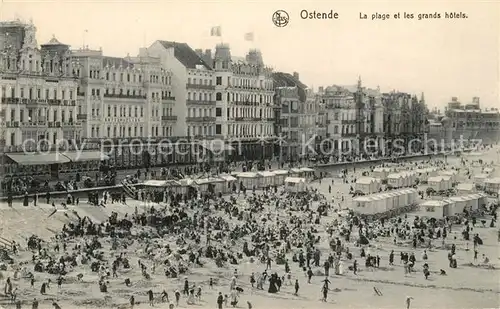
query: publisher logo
272 10 290 27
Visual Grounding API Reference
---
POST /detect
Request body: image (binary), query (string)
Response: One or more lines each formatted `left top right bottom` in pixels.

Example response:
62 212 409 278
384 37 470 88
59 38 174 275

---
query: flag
244 32 254 41
210 26 221 37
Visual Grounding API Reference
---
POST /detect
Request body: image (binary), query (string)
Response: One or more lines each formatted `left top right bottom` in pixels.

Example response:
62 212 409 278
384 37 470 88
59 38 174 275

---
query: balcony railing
163 96 176 101
186 83 215 90
21 121 47 127
103 93 147 100
77 114 87 120
5 121 20 128
186 99 216 106
186 116 216 122
161 115 178 121
234 117 268 122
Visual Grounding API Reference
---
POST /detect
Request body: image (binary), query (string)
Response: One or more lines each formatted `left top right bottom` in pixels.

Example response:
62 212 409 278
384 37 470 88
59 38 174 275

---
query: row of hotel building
1 20 499 179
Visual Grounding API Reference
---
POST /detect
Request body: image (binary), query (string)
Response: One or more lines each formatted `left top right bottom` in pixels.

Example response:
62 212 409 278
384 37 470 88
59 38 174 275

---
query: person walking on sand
294 279 299 295
406 296 413 309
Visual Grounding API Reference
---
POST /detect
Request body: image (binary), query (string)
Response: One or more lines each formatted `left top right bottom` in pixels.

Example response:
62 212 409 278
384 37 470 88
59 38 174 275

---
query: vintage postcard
0 0 498 308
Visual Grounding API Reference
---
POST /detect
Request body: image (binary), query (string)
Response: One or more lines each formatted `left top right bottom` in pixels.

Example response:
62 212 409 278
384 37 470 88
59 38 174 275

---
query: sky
1 0 499 109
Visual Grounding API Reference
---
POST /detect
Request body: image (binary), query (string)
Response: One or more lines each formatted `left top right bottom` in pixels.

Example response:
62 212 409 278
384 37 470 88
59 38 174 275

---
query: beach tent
419 200 450 218
272 170 289 186
439 170 459 184
473 174 489 189
194 177 226 193
456 183 476 195
449 196 468 215
355 177 381 194
372 167 392 181
428 176 452 191
258 171 276 187
219 174 238 193
289 168 302 177
284 177 306 192
299 167 315 178
236 172 261 189
484 178 500 195
387 173 404 188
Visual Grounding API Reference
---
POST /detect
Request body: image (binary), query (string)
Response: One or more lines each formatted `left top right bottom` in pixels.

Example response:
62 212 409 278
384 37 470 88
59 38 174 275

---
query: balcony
103 93 147 100
186 116 216 123
48 99 63 106
77 114 87 120
186 99 216 106
5 121 20 128
163 96 176 101
234 117 265 122
161 115 178 121
186 83 215 90
22 121 47 128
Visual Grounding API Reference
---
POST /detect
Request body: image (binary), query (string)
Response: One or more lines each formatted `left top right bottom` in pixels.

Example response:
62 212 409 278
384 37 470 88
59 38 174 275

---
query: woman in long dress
339 260 344 275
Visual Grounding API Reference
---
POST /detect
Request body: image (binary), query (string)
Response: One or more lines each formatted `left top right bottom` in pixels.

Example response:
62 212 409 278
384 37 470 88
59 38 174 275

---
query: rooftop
103 56 133 68
158 40 211 70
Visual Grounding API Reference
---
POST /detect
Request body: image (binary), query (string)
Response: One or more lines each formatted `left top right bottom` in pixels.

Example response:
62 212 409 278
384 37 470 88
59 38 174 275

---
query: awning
63 151 109 162
6 153 71 165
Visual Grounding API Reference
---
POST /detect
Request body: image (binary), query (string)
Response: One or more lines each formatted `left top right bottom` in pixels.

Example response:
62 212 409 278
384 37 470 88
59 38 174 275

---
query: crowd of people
0 146 499 309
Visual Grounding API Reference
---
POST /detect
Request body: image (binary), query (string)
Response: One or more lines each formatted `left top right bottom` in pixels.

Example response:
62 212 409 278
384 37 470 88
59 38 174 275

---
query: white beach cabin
284 177 307 192
219 174 237 194
456 183 476 195
473 174 489 189
387 173 404 188
484 178 500 195
236 172 261 189
355 177 381 194
258 171 276 187
272 170 289 186
428 176 452 191
419 200 450 218
194 177 226 193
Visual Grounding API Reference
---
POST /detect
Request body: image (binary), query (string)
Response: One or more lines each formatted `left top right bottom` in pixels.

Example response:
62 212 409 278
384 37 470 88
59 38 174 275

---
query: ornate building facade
445 96 500 144
0 21 80 149
211 44 275 160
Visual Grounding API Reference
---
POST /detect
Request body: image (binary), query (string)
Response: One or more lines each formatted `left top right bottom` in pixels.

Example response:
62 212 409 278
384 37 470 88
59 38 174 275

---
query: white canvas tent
355 177 381 194
351 188 418 215
484 178 500 194
456 183 476 195
299 167 315 178
236 172 261 189
219 174 237 193
473 174 489 189
439 170 459 183
284 177 306 192
419 200 450 218
428 176 452 191
387 173 404 188
194 177 225 192
258 171 276 187
372 167 392 181
272 170 289 186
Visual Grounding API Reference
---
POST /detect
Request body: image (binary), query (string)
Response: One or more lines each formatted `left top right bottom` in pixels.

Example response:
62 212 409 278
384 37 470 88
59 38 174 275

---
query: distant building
0 20 80 148
272 72 313 160
148 40 215 138
211 45 275 160
445 97 500 144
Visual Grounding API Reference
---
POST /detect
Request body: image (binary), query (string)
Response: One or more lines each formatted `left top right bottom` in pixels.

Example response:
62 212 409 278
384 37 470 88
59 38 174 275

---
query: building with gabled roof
148 40 216 139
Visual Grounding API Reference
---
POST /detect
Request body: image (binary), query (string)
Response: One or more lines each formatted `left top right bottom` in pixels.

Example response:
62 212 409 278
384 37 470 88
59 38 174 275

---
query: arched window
216 92 222 101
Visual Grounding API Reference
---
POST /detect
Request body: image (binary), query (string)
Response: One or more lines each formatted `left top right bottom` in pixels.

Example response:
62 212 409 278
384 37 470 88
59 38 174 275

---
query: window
216 77 222 85
140 107 143 117
216 108 222 117
216 124 222 134
216 92 222 101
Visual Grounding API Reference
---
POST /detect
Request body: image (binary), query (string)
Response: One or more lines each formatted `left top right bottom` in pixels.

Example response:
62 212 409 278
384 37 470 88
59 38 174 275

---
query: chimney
318 86 324 93
293 72 299 80
203 49 212 66
195 49 203 57
472 97 480 104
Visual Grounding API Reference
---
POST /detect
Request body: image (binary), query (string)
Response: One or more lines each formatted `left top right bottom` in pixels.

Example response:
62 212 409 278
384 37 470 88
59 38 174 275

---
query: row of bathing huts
351 164 497 219
139 167 316 195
